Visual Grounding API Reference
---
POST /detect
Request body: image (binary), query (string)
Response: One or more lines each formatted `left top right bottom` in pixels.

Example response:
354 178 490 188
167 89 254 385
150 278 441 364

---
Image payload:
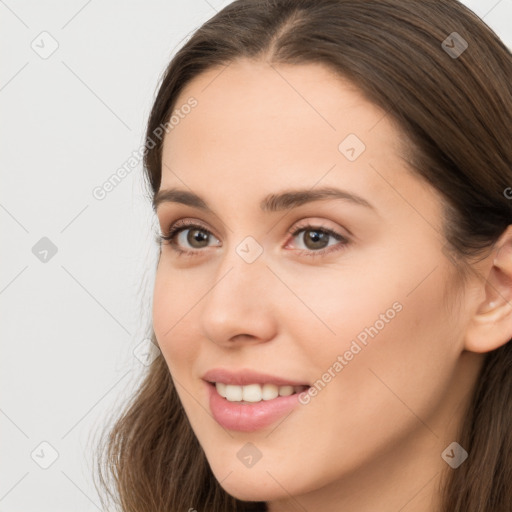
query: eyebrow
153 186 375 213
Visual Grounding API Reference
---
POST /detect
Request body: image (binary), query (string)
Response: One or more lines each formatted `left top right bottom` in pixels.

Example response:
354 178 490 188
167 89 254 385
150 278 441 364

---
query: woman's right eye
158 222 221 256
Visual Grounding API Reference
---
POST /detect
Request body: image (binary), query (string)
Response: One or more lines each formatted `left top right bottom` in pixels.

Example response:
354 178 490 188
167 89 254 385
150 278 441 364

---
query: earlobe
464 226 512 354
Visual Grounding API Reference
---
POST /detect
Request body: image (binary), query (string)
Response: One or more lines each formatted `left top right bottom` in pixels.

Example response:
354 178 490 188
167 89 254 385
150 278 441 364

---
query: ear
464 225 512 353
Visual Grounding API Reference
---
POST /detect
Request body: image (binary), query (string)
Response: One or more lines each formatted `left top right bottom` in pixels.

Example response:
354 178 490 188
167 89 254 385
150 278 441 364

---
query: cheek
249 267 458 484
152 265 202 372
281 252 458 427
338 271 455 423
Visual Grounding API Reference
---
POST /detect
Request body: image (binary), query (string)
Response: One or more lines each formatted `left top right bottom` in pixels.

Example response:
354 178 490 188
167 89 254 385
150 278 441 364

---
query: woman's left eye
157 221 349 258
286 225 349 257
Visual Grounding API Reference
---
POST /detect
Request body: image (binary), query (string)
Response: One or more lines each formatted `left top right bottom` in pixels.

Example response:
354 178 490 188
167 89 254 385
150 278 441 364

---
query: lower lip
206 382 307 432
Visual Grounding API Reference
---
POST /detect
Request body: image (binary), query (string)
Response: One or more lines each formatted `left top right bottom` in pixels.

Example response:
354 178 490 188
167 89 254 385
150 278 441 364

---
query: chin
217 477 286 503
204 458 285 501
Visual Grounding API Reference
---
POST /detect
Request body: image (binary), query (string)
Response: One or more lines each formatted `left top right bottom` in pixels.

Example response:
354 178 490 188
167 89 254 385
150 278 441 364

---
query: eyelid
286 218 349 238
161 217 221 241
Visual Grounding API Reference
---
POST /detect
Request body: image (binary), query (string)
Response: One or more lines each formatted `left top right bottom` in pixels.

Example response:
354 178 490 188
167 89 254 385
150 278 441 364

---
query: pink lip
202 367 309 387
206 381 308 432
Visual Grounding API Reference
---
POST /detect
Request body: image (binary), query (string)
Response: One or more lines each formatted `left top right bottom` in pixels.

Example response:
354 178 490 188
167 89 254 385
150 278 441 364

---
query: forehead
160 59 412 203
165 59 397 144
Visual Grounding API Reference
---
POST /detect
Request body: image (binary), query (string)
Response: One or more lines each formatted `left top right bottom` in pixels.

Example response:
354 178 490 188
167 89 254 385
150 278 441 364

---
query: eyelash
157 219 350 259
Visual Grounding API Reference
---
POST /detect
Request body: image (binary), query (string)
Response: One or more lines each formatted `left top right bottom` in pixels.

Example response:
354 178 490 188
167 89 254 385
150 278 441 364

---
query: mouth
205 379 311 432
206 381 310 404
202 368 311 430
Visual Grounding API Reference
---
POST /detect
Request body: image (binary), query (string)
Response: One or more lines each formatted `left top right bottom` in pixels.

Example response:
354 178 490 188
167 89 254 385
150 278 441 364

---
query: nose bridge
213 232 269 297
207 237 268 314
199 235 277 343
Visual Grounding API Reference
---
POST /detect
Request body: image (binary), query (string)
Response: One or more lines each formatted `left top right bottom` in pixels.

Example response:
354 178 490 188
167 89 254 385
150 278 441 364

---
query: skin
152 58 512 512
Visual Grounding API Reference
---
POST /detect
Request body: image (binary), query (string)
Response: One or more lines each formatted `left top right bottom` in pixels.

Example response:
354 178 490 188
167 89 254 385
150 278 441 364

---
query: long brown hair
95 1 512 510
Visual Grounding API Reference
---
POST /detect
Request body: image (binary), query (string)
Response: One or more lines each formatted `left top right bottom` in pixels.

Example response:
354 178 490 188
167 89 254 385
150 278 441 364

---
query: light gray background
1 1 511 510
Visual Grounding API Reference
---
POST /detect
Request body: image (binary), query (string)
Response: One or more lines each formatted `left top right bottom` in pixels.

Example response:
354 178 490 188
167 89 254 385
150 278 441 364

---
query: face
152 59 481 508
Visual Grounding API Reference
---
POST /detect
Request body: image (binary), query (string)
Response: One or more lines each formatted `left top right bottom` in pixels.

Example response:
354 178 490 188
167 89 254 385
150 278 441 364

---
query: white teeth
261 383 278 400
279 385 294 396
215 382 307 402
225 384 243 402
242 384 262 402
216 382 227 398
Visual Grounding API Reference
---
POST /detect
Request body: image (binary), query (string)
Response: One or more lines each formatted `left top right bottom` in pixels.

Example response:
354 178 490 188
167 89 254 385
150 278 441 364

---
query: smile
205 381 311 432
213 382 309 403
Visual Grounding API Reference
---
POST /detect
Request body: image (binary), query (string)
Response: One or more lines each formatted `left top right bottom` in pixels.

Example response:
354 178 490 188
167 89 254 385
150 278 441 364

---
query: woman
95 1 512 510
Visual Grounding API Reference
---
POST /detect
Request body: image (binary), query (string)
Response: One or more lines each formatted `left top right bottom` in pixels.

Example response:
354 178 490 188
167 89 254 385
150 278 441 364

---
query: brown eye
286 223 349 257
302 229 330 250
186 228 210 248
158 222 221 254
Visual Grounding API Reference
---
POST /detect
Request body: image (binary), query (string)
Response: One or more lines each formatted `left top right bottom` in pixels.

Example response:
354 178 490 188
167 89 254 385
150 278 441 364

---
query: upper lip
202 368 310 387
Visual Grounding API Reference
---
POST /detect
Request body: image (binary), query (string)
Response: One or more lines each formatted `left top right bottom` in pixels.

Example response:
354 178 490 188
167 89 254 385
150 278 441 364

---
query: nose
199 247 278 347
